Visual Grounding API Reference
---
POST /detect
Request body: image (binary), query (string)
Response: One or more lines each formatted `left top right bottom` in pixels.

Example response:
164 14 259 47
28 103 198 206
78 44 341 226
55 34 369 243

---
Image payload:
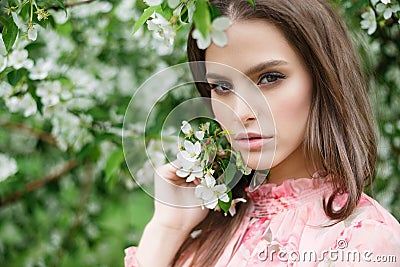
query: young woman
125 0 400 266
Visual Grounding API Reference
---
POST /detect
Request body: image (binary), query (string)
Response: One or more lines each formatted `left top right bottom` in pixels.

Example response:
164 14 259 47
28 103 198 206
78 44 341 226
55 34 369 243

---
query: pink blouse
125 171 400 266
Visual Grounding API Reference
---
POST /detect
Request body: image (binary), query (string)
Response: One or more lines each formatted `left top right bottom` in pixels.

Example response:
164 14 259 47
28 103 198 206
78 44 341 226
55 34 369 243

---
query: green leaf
7 69 26 86
105 148 125 182
223 161 237 185
193 0 211 38
246 0 256 9
209 3 221 20
0 16 9 27
55 0 67 14
218 190 232 214
2 18 18 52
133 5 162 34
160 2 174 20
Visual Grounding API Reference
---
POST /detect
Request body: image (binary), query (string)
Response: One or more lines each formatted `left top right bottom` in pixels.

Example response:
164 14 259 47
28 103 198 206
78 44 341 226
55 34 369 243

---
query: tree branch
0 159 78 207
1 121 58 145
50 0 97 11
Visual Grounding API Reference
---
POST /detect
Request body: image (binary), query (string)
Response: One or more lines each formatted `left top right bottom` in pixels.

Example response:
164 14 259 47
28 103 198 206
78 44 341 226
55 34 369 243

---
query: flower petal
186 174 196 182
28 27 38 41
383 9 392 19
214 184 227 194
212 17 232 31
211 30 228 47
204 174 216 188
181 120 192 135
183 139 193 151
193 141 201 155
144 0 163 6
229 206 237 216
195 131 205 140
195 185 206 198
176 168 189 178
192 29 211 49
168 0 180 8
218 193 230 203
177 151 195 169
204 196 218 209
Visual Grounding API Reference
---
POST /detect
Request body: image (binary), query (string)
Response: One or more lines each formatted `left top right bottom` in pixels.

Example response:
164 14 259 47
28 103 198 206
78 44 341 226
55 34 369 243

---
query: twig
49 0 97 11
0 159 78 207
1 121 58 145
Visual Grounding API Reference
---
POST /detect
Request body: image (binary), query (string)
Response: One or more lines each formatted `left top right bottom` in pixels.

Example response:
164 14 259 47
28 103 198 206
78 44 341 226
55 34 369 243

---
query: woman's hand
152 161 209 232
135 161 208 267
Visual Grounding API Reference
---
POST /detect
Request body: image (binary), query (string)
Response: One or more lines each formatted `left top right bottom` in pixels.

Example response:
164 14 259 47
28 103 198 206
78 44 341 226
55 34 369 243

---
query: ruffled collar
245 170 331 218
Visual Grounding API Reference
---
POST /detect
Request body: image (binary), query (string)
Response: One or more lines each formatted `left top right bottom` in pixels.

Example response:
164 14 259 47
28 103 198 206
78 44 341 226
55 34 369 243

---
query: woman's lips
234 133 274 150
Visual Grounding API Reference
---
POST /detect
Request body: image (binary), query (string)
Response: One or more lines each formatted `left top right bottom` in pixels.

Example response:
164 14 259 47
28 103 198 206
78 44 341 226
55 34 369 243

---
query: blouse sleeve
332 219 400 266
124 246 140 267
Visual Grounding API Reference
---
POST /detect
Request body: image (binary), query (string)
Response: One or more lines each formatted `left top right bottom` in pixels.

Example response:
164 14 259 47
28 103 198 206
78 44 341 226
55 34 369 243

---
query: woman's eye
258 72 286 85
209 81 233 95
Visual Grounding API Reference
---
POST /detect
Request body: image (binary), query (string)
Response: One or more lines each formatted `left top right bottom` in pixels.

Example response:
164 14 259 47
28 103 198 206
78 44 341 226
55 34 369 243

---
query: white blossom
170 0 196 23
228 198 247 216
115 0 136 21
36 80 62 107
27 25 38 41
176 160 203 182
51 111 93 151
0 153 18 182
150 38 174 55
71 1 112 18
195 173 229 209
117 67 136 96
376 2 400 20
0 81 13 98
192 17 232 49
181 120 193 135
144 0 163 6
190 229 202 239
169 0 180 8
176 139 204 182
194 131 205 140
11 12 27 31
180 140 201 161
8 49 33 69
147 12 176 46
361 9 377 35
29 59 53 80
5 93 37 117
49 10 69 24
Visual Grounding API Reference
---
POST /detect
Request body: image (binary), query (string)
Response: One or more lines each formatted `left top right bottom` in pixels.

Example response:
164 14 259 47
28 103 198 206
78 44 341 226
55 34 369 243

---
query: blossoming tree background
0 0 399 266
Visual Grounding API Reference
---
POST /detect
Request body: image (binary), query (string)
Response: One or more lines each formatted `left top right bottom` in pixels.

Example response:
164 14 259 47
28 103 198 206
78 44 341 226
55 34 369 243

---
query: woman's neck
267 144 322 185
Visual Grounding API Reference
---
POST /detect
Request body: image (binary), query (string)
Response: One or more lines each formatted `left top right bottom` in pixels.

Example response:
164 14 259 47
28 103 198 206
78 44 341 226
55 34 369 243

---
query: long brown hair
172 0 377 265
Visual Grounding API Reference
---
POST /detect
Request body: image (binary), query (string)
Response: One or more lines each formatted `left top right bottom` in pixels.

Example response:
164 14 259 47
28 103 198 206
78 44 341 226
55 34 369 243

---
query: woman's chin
241 153 274 171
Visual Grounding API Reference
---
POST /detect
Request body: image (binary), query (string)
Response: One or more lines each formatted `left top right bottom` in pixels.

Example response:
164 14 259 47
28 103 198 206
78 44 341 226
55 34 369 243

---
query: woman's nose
233 93 257 124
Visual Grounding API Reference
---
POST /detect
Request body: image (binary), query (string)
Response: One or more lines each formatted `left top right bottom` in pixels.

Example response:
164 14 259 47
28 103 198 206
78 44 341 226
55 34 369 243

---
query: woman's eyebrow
243 60 288 76
205 72 230 80
205 60 288 80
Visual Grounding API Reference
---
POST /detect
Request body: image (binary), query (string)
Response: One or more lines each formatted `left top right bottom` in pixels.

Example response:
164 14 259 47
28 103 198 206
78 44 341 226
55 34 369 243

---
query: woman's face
205 20 313 174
